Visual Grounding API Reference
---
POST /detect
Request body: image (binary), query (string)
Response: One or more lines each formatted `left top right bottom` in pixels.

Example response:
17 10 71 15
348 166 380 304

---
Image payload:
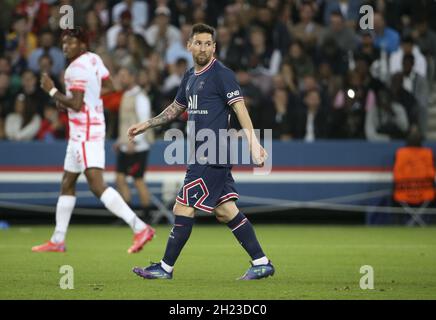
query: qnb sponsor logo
163 121 272 175
227 90 240 99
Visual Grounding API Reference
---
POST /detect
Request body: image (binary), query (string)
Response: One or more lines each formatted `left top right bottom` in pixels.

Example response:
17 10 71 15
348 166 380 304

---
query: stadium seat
393 147 436 226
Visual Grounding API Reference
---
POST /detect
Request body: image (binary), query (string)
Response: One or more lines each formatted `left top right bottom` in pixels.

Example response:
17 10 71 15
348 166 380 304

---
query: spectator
412 19 436 82
354 54 385 96
191 6 207 25
28 29 66 77
20 69 48 116
165 23 194 70
356 32 380 66
392 54 429 136
0 73 15 139
243 26 281 76
5 14 37 74
261 88 293 141
36 101 68 141
183 0 223 27
365 89 409 141
143 51 165 88
279 62 299 96
292 88 329 141
251 5 291 55
109 32 131 70
234 67 263 130
0 56 20 93
319 10 358 53
162 58 188 95
215 25 242 71
84 9 105 51
331 71 376 139
14 0 50 34
292 2 324 54
144 6 181 57
316 36 348 76
106 9 145 52
389 35 427 79
323 0 362 28
390 71 419 129
93 0 109 28
137 68 162 116
373 12 400 54
317 62 343 107
5 93 41 141
112 0 148 29
285 40 315 80
222 10 247 48
126 33 150 70
36 54 62 92
114 66 153 221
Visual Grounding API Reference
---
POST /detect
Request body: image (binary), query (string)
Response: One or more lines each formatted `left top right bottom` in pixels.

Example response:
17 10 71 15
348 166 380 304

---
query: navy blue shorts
176 165 239 213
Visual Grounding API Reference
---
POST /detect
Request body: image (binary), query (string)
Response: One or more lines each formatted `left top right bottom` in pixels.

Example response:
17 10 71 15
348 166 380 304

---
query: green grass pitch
0 225 436 299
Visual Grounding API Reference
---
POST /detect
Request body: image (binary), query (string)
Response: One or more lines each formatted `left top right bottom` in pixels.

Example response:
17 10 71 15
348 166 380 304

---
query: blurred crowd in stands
1 0 436 143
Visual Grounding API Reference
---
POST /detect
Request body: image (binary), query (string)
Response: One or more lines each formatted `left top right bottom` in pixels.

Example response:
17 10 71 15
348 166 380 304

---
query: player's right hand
127 122 148 141
251 142 268 167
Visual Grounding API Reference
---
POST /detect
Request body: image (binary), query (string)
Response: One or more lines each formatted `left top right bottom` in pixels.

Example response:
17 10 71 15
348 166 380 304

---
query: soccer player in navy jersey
128 23 274 280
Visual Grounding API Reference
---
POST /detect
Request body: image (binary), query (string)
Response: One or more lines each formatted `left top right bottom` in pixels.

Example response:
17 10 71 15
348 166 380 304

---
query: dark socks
162 215 194 267
227 212 265 260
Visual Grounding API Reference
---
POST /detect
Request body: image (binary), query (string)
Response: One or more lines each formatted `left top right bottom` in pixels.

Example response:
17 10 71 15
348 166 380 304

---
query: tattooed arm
127 102 186 140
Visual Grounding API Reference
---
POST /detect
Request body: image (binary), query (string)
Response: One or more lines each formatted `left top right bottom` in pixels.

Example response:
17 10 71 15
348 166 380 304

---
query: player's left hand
40 73 54 93
251 142 268 167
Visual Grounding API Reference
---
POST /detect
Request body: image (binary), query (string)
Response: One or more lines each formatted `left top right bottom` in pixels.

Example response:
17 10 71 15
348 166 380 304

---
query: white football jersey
64 52 109 142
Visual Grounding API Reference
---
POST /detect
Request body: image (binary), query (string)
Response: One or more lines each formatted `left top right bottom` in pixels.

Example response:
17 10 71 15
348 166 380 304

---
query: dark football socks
227 212 266 261
162 215 194 267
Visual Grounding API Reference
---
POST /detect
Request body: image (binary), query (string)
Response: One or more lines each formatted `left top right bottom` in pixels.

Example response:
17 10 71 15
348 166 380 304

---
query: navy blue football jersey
174 58 244 167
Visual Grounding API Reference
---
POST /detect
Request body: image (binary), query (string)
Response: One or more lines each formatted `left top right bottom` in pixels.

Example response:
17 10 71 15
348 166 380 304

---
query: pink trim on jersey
194 58 216 76
216 193 239 206
65 52 106 143
86 110 90 141
82 142 88 168
227 96 244 106
71 81 87 86
101 74 110 80
174 99 187 108
69 118 103 126
69 87 85 92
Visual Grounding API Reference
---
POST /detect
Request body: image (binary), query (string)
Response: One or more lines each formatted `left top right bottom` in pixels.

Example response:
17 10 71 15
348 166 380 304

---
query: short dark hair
401 34 414 45
190 23 216 42
38 53 53 64
61 27 89 47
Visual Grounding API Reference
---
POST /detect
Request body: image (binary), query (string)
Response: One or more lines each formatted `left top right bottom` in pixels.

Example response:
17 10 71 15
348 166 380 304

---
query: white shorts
64 140 105 173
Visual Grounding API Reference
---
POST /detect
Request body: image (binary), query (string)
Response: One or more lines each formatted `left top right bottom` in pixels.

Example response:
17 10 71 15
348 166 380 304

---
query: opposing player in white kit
32 28 155 253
